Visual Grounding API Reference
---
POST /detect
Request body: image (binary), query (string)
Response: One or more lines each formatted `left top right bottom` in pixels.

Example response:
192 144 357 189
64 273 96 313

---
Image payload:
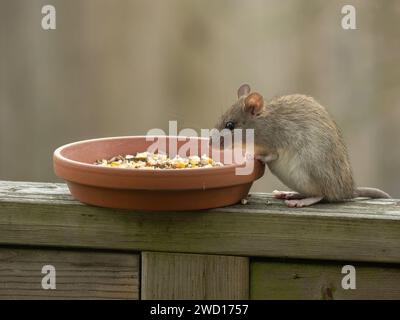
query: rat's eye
225 121 235 130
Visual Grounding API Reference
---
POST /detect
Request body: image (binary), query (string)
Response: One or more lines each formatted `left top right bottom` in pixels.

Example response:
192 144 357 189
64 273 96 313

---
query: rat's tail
354 187 391 199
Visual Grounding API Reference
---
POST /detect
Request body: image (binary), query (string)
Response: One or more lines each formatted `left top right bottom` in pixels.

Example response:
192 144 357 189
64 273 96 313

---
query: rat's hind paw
284 196 323 208
272 190 306 200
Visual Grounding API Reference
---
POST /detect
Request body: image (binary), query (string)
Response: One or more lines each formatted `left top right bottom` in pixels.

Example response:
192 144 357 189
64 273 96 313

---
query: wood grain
141 252 249 299
0 247 139 299
251 259 400 300
1 181 400 263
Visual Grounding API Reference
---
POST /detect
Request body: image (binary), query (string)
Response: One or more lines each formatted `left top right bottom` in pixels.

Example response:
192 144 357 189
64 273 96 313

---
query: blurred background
1 0 399 196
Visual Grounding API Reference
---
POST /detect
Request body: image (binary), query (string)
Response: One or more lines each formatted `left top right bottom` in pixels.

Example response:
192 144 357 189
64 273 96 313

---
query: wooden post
141 252 249 299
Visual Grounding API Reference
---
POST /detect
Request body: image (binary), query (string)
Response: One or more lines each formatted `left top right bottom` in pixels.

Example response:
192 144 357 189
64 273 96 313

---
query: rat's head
210 84 265 150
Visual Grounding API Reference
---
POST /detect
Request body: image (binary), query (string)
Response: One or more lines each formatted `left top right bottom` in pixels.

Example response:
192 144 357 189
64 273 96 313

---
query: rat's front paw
255 154 278 164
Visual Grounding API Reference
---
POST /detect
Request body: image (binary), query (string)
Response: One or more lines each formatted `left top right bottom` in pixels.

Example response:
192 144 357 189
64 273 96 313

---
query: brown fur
213 88 390 201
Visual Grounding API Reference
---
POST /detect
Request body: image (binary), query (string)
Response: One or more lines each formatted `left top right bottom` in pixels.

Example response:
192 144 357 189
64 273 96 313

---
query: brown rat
212 84 391 207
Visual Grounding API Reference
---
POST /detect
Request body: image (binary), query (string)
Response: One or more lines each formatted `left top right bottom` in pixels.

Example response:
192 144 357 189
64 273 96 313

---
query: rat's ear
244 92 264 116
237 84 251 98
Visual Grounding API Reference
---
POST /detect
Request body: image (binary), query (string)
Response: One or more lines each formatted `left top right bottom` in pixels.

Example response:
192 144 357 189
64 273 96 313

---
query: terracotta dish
53 136 265 211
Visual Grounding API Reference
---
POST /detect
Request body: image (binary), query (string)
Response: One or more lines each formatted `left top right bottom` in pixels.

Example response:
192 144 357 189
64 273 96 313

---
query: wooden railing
0 180 399 299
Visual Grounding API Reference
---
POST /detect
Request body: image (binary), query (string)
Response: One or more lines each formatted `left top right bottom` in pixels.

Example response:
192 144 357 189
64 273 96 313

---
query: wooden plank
0 247 139 299
0 181 400 263
141 252 249 299
251 259 400 300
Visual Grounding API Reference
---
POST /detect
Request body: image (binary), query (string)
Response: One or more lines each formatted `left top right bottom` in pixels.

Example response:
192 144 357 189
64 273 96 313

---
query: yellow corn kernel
174 161 186 168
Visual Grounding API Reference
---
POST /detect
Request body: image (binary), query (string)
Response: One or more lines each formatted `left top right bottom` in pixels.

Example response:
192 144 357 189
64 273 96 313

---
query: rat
212 84 391 207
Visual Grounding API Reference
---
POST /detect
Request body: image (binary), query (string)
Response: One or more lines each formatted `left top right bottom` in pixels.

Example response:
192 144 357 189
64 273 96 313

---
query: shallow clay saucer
53 136 265 211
